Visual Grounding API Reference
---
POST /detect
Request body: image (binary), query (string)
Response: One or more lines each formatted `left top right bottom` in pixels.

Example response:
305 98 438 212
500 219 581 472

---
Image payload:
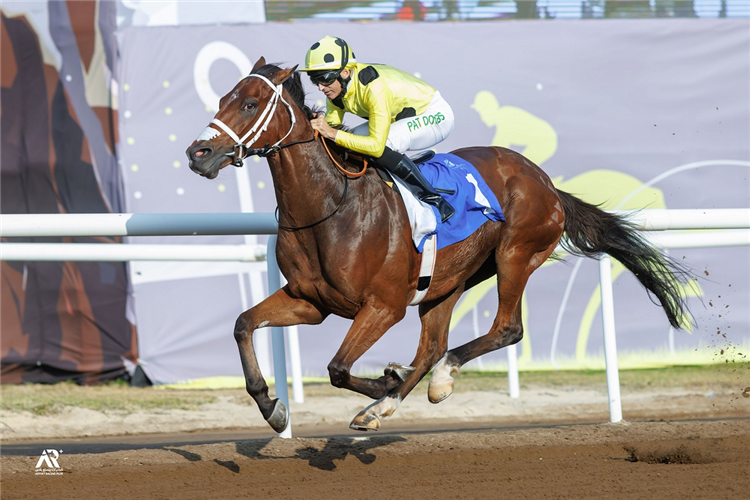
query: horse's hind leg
234 286 325 433
428 296 523 403
429 241 558 403
350 286 463 430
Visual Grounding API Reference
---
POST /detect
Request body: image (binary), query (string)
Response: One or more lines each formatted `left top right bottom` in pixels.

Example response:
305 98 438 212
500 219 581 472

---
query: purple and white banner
116 19 750 382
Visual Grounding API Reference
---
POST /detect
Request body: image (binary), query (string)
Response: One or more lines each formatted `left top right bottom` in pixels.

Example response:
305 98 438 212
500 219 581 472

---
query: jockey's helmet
299 36 356 87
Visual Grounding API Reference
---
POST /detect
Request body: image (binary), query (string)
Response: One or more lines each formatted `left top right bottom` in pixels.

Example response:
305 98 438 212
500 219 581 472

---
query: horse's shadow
163 435 406 473
235 435 406 472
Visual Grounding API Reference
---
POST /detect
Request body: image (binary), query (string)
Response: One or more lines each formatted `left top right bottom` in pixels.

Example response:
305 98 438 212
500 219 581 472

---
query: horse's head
186 57 299 179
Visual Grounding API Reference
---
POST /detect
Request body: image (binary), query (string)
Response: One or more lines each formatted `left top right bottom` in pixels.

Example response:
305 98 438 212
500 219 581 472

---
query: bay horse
186 58 690 433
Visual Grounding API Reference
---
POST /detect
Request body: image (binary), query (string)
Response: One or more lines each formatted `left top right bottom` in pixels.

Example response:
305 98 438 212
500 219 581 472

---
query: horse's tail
556 189 692 329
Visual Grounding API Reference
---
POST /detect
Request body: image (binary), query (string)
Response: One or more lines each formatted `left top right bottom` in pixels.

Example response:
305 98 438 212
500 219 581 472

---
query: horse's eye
244 103 255 111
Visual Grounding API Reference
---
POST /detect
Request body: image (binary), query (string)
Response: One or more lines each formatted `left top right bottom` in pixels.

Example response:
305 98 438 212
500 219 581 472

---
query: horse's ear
273 65 298 85
250 56 266 74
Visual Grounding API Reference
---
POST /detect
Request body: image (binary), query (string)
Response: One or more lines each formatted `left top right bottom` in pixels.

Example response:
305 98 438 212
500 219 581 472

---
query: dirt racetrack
2 419 750 500
2 381 750 500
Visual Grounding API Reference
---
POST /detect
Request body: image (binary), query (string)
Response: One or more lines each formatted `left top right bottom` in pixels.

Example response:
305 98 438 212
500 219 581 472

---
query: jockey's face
317 69 350 101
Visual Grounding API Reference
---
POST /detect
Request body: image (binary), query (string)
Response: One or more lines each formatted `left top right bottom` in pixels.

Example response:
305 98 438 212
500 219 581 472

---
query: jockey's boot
390 155 455 223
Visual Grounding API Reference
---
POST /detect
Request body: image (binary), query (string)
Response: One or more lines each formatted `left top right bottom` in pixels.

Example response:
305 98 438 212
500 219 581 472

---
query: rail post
599 254 623 423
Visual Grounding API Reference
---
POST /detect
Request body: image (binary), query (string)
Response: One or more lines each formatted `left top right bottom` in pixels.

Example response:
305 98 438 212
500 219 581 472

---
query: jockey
299 35 455 223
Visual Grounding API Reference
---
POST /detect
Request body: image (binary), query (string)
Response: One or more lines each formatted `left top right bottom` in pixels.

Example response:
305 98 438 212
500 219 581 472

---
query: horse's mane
255 63 352 132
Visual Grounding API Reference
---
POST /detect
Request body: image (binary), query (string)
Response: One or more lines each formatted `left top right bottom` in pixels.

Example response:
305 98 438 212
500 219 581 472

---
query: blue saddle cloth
417 153 505 251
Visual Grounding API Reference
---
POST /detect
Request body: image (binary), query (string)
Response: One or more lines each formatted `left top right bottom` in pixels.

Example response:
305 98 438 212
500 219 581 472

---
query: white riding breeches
350 91 455 154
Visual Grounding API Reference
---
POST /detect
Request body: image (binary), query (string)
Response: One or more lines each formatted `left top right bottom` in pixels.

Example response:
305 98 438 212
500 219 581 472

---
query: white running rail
1 208 749 427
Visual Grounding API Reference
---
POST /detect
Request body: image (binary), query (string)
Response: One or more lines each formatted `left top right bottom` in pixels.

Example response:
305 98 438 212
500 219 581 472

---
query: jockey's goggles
309 70 340 86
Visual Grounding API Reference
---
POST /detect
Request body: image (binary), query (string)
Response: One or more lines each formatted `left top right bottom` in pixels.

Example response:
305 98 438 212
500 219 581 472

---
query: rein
317 131 369 178
242 135 315 160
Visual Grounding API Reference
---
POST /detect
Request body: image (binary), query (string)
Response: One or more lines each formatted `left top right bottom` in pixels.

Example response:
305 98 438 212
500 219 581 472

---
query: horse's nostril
191 147 212 160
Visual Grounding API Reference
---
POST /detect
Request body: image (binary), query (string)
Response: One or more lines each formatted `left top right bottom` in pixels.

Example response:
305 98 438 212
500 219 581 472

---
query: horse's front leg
350 286 464 430
234 285 325 433
326 301 405 400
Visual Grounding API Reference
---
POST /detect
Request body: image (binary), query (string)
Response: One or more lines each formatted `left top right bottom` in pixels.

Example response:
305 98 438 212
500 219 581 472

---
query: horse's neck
269 141 347 229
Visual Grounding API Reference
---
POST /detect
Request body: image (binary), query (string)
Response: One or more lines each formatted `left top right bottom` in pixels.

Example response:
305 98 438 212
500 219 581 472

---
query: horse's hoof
349 412 380 431
266 399 289 433
384 362 416 383
428 379 454 404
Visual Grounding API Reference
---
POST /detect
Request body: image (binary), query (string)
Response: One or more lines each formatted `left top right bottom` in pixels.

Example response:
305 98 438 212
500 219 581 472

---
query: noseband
199 73 313 165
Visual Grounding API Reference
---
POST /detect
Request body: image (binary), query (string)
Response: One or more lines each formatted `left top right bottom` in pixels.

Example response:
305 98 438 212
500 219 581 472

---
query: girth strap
409 233 437 305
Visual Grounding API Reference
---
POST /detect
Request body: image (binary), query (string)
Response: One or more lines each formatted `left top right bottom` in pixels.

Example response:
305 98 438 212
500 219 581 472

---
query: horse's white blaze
196 126 220 142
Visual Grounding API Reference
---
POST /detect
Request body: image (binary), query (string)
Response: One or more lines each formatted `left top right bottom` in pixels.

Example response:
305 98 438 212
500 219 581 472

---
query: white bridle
195 73 297 165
